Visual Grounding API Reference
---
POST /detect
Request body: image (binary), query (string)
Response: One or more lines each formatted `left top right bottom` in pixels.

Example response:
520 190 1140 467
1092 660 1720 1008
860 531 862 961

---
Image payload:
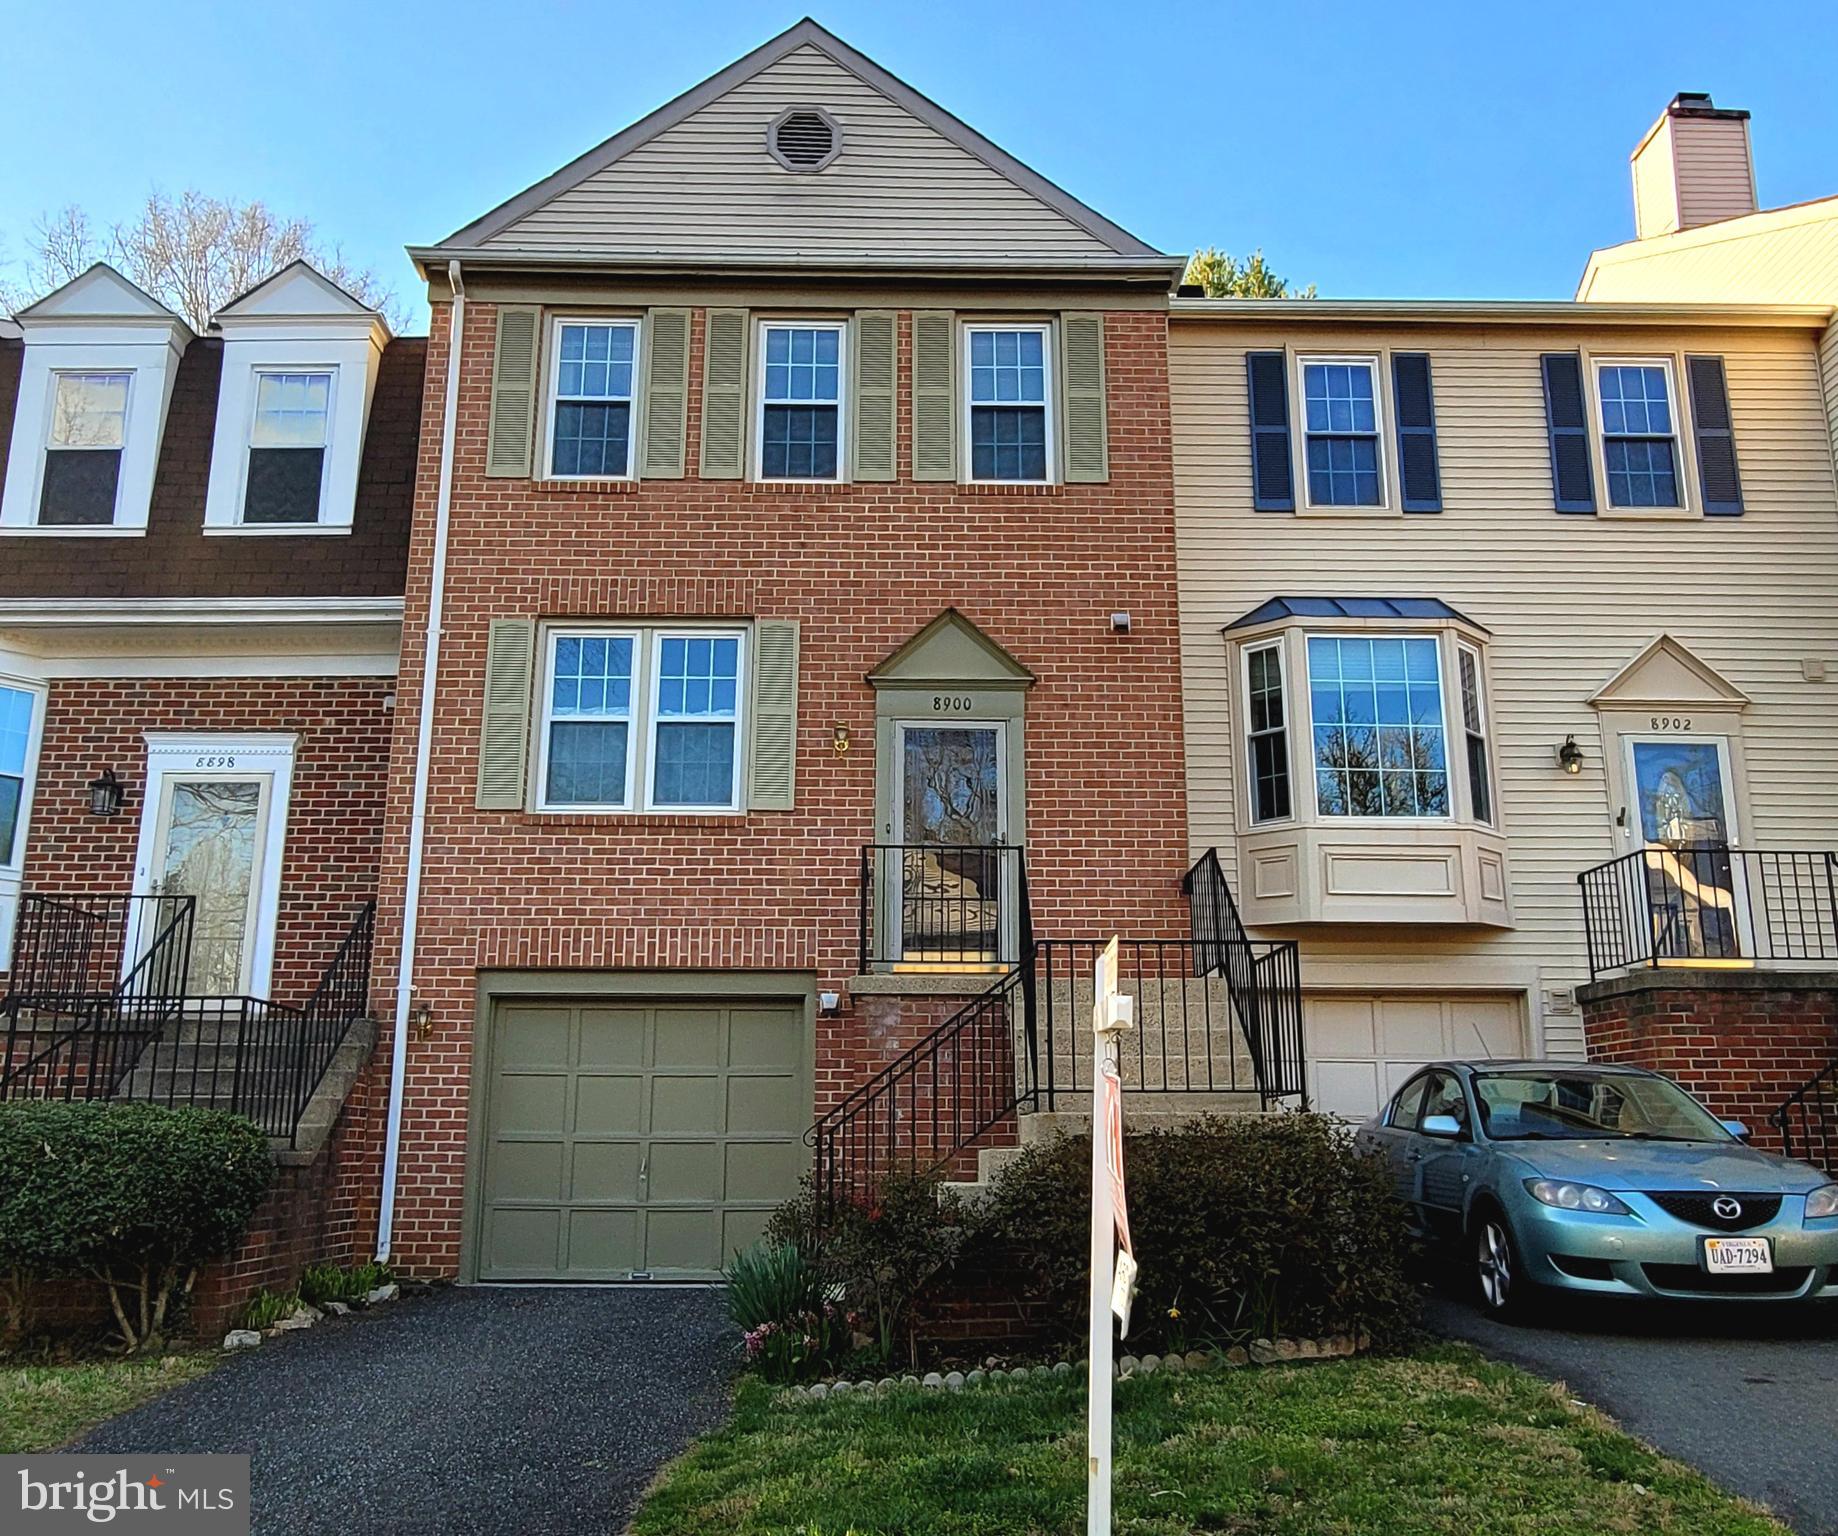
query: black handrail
1775 1057 1838 1176
858 843 1024 969
1579 847 1838 978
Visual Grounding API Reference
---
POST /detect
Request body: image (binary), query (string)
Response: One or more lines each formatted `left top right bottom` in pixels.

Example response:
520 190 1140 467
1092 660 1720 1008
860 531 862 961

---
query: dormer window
41 371 132 525
201 261 388 535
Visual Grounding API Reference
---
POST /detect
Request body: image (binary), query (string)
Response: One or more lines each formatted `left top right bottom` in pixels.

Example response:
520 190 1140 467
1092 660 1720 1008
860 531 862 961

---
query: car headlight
1806 1184 1838 1220
1525 1178 1631 1215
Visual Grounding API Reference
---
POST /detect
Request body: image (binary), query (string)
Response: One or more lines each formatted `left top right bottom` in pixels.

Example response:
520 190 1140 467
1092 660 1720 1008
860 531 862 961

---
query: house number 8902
932 695 974 714
1648 717 1692 731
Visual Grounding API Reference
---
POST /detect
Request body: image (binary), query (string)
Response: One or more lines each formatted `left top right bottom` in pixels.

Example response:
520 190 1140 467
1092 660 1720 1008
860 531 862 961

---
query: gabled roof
1589 634 1749 710
214 259 384 326
868 608 1034 688
417 17 1173 276
16 262 193 338
1577 192 1838 304
1224 596 1485 632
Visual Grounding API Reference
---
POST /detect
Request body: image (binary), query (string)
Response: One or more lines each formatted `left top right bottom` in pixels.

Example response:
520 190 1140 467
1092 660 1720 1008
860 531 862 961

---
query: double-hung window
548 320 638 479
1307 635 1448 817
0 683 37 866
1244 642 1291 823
1299 358 1382 507
244 371 333 523
1595 360 1681 508
758 323 844 481
40 372 131 525
1456 643 1494 826
537 628 747 813
966 325 1051 483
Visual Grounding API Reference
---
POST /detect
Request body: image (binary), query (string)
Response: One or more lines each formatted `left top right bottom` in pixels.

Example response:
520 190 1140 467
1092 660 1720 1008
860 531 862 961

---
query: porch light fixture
1557 736 1584 775
87 768 125 818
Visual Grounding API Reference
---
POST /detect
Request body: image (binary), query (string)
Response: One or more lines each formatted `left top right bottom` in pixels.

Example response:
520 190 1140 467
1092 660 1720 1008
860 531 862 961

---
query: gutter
375 260 464 1263
1167 296 1834 328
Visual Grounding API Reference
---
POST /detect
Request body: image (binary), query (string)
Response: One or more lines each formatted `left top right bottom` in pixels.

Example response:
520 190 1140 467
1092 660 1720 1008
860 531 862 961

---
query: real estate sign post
1087 936 1135 1536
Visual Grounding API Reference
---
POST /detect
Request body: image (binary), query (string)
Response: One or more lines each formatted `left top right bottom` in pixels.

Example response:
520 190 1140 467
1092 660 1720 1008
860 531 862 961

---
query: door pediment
1589 634 1749 712
867 609 1034 691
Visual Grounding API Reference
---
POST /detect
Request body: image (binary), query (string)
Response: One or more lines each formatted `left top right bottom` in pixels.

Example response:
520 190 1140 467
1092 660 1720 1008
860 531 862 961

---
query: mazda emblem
1712 1196 1743 1221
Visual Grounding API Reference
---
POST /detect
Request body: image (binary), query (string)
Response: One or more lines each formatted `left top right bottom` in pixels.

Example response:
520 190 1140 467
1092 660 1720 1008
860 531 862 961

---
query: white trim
540 315 641 482
8 653 398 681
0 596 405 627
1294 353 1389 512
201 524 354 538
0 673 48 971
1301 630 1457 825
131 732 299 997
533 626 642 812
1240 638 1294 827
753 318 848 484
890 718 1012 960
1454 640 1496 827
1618 731 1741 851
0 526 148 539
1589 354 1691 513
641 628 747 813
960 321 1055 486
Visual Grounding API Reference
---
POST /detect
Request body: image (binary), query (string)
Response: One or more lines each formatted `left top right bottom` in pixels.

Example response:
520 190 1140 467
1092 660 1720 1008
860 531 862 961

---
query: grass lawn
0 1355 216 1453
632 1344 1786 1536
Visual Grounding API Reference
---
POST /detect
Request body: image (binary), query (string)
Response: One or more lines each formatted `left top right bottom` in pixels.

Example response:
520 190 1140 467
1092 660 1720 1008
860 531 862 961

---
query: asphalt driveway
73 1285 735 1536
1427 1291 1838 1535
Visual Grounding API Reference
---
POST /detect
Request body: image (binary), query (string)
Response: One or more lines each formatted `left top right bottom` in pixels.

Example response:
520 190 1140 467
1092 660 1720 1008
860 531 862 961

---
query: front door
894 723 1006 964
1621 734 1748 961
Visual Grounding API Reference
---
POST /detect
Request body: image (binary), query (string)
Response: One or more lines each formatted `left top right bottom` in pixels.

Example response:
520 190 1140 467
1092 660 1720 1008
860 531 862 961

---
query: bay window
537 626 746 812
1307 636 1448 818
1244 641 1291 823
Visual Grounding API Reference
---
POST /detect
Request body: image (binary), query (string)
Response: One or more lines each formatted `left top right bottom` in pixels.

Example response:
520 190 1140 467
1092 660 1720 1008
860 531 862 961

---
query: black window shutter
1540 353 1596 514
1686 355 1744 516
1245 351 1294 512
1392 352 1442 512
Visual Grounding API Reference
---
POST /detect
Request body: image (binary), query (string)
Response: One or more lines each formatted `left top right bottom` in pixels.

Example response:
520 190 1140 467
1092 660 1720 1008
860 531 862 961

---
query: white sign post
1087 936 1135 1536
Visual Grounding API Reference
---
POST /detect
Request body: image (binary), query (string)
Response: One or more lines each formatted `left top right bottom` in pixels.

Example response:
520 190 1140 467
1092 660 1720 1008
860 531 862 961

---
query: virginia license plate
1703 1236 1773 1274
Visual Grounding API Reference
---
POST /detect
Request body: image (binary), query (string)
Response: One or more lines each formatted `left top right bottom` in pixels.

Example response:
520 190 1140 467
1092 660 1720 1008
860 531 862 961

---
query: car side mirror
1420 1114 1464 1139
1722 1119 1751 1141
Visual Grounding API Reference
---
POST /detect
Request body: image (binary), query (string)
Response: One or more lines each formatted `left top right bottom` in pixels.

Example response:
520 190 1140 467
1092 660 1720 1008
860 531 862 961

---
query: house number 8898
931 695 974 714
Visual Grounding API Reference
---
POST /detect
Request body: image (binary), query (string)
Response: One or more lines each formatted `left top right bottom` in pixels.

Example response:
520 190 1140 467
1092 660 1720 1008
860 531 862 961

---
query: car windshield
1471 1070 1732 1143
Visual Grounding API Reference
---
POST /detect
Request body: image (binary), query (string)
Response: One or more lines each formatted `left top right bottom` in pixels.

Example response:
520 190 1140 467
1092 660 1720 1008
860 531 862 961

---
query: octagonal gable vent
770 107 841 172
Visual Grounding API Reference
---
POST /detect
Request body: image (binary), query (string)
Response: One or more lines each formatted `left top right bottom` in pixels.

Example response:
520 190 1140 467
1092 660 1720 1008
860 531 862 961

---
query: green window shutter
747 620 800 811
911 310 957 481
1059 312 1109 483
852 310 897 481
485 306 540 478
476 618 535 810
640 307 691 479
699 308 749 479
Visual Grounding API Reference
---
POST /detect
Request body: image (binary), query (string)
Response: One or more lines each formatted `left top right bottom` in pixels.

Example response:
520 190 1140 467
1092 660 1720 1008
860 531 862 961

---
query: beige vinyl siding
1672 117 1758 232
1632 124 1679 239
488 44 1115 260
1172 320 1838 1060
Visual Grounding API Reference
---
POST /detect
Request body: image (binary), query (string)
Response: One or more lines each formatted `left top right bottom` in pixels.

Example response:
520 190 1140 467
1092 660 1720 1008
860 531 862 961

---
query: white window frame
642 628 749 813
541 316 642 482
1301 631 1456 824
753 319 847 484
1454 641 1495 827
236 366 338 528
38 368 135 527
1295 354 1388 512
533 625 749 815
1241 640 1294 826
0 674 48 971
1591 355 1687 512
961 321 1055 486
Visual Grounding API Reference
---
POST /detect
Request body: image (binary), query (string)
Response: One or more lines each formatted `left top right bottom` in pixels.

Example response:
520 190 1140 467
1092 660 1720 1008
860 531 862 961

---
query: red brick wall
371 298 1190 1276
1580 972 1838 1155
7 676 393 1004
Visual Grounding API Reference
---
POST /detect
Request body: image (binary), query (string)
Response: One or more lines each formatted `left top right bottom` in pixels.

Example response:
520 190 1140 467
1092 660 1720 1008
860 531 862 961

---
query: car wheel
1473 1207 1535 1321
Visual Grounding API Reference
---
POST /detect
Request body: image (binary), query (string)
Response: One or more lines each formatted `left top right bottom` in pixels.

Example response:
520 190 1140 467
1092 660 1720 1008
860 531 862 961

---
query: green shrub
767 1172 968 1368
0 1101 273 1353
241 1288 299 1331
299 1260 392 1306
724 1242 847 1382
972 1112 1416 1353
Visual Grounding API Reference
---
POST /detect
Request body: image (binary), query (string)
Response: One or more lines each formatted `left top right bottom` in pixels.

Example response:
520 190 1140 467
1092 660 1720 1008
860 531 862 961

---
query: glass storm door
1623 736 1747 962
895 724 1006 964
146 774 271 995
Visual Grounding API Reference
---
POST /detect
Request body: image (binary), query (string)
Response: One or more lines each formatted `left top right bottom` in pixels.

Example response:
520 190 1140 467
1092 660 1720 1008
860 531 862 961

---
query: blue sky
3 0 1833 330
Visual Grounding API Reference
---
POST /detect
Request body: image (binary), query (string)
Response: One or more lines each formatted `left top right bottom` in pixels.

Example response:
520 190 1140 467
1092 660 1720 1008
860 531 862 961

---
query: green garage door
476 999 810 1280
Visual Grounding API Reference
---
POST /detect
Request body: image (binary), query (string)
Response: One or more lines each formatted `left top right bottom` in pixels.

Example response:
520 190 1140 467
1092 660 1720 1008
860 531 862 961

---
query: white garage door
1306 993 1527 1121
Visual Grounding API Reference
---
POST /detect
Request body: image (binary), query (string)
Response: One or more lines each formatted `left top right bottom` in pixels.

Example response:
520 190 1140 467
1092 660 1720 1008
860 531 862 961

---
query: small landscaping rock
1162 1353 1184 1374
1274 1338 1300 1361
1249 1339 1278 1365
366 1283 400 1305
1119 1355 1139 1377
322 1300 351 1317
1224 1346 1250 1368
944 1371 965 1391
1053 1360 1072 1376
1297 1338 1320 1359
808 1383 828 1401
858 1381 877 1395
990 1368 1008 1382
1139 1354 1160 1375
1185 1351 1210 1372
966 1369 985 1385
830 1380 852 1397
922 1372 944 1390
222 1329 260 1350
1009 1366 1028 1382
271 1307 317 1333
903 1375 920 1387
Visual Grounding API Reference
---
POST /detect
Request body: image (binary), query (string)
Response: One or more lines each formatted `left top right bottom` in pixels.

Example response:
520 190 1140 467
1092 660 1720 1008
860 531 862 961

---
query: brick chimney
1630 93 1758 239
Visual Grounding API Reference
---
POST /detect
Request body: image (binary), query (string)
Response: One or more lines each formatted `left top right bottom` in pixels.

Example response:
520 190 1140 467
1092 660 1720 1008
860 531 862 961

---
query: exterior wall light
818 990 842 1015
87 768 126 817
1557 736 1584 775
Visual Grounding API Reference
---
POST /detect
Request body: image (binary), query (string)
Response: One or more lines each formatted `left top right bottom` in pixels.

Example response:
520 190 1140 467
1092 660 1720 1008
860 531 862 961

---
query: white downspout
376 259 464 1262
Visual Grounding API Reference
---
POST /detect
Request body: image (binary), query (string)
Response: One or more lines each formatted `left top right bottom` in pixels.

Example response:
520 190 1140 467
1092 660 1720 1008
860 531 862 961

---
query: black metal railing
1579 847 1838 978
858 843 1024 970
1181 849 1306 1104
809 959 1030 1214
1775 1058 1838 1177
1 898 375 1146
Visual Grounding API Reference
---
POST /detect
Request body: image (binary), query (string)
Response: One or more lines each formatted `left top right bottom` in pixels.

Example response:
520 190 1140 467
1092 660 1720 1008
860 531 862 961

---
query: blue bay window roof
1223 596 1486 633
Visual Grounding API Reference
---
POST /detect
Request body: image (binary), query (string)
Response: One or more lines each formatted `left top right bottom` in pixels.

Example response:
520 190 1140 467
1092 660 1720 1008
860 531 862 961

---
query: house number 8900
931 695 974 714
